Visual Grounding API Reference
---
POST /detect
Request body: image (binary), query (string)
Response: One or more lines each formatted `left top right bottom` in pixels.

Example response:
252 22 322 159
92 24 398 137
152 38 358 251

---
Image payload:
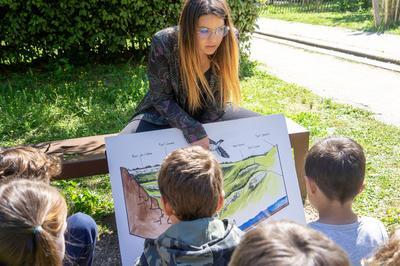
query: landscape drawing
120 141 288 238
105 115 305 265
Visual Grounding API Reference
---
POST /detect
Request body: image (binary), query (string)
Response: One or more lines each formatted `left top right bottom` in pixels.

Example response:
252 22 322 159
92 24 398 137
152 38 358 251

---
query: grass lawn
260 8 400 35
1 61 399 232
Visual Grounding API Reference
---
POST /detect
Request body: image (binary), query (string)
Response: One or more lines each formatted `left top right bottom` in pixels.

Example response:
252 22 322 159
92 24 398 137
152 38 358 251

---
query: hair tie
32 225 43 235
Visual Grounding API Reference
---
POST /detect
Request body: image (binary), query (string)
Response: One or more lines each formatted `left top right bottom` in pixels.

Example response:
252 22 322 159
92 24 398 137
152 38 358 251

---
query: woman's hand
191 137 210 150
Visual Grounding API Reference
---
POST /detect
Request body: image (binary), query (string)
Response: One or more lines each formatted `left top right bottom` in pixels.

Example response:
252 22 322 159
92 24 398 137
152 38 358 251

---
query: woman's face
196 14 226 57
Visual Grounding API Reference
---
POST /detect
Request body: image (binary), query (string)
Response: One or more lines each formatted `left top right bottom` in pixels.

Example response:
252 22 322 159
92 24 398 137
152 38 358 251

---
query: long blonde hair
0 179 67 266
178 0 240 114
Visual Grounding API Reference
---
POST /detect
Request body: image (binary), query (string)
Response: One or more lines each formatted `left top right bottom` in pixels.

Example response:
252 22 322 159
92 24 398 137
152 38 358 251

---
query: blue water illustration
239 196 289 230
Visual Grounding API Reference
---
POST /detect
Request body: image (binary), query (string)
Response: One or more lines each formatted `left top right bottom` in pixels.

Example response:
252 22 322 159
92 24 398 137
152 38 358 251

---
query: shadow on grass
0 49 148 76
0 63 148 146
330 12 373 24
361 21 400 34
329 11 400 34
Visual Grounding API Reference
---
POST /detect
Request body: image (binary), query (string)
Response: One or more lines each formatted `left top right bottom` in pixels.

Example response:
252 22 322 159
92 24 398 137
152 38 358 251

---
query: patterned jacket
132 27 225 143
136 218 242 266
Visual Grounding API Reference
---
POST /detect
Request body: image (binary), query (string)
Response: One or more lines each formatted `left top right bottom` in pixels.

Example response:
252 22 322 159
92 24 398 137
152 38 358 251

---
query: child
0 146 61 183
0 146 98 265
305 137 388 266
137 146 242 266
229 220 350 266
0 179 68 265
363 228 400 266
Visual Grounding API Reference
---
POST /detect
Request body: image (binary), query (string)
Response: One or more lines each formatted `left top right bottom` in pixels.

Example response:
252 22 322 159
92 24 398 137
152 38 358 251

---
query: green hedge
0 0 182 64
229 0 261 53
0 0 261 64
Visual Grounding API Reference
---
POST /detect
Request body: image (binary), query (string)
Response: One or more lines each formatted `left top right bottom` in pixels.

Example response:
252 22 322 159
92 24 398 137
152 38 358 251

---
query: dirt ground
93 200 318 265
93 215 122 266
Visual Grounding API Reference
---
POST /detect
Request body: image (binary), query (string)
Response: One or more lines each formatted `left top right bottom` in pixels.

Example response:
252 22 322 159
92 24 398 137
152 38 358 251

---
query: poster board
105 114 305 265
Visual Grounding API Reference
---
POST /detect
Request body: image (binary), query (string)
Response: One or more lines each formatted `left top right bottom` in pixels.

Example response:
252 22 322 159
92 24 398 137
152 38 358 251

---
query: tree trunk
395 0 400 21
384 0 389 25
372 0 382 26
390 0 395 22
373 0 400 26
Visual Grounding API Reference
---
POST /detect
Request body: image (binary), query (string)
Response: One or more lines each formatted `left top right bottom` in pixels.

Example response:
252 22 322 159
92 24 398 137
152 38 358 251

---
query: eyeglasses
197 26 230 39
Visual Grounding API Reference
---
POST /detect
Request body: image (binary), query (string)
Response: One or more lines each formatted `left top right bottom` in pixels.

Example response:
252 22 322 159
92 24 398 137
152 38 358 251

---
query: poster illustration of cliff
105 115 305 265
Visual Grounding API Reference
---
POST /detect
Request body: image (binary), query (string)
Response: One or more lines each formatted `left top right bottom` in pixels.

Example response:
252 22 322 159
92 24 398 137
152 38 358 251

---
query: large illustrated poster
105 114 306 265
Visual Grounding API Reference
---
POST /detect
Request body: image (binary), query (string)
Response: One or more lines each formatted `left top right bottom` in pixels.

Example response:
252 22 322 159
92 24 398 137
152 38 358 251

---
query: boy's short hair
229 220 350 266
305 136 365 203
0 146 61 183
158 146 223 221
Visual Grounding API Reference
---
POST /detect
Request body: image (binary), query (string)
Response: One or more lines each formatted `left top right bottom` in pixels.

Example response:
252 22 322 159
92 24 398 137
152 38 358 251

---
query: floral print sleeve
147 34 207 143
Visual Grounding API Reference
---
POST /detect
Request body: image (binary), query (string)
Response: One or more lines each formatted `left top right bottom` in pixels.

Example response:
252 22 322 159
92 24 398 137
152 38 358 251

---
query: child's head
305 136 365 204
363 228 400 266
0 179 68 265
0 146 61 183
158 146 224 221
229 220 350 266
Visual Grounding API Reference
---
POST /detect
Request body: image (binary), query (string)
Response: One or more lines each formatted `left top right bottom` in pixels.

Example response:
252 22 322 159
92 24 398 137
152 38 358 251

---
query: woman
122 0 258 148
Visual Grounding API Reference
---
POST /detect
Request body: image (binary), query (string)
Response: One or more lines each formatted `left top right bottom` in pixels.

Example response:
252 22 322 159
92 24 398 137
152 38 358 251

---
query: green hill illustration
220 146 286 220
121 145 287 235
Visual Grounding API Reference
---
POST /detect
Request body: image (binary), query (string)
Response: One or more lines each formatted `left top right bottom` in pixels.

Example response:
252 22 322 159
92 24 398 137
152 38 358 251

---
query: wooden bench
33 117 309 198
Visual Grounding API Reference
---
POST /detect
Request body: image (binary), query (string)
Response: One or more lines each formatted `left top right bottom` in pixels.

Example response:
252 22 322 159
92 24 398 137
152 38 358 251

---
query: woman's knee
221 106 261 121
66 212 98 243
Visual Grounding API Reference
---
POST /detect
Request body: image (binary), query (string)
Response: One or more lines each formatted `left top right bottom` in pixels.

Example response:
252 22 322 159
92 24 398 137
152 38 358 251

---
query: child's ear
358 182 365 194
216 190 225 213
304 176 317 194
161 196 174 216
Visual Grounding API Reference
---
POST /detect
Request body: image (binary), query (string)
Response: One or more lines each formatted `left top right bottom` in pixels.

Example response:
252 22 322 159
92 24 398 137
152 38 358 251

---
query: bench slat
34 134 115 179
